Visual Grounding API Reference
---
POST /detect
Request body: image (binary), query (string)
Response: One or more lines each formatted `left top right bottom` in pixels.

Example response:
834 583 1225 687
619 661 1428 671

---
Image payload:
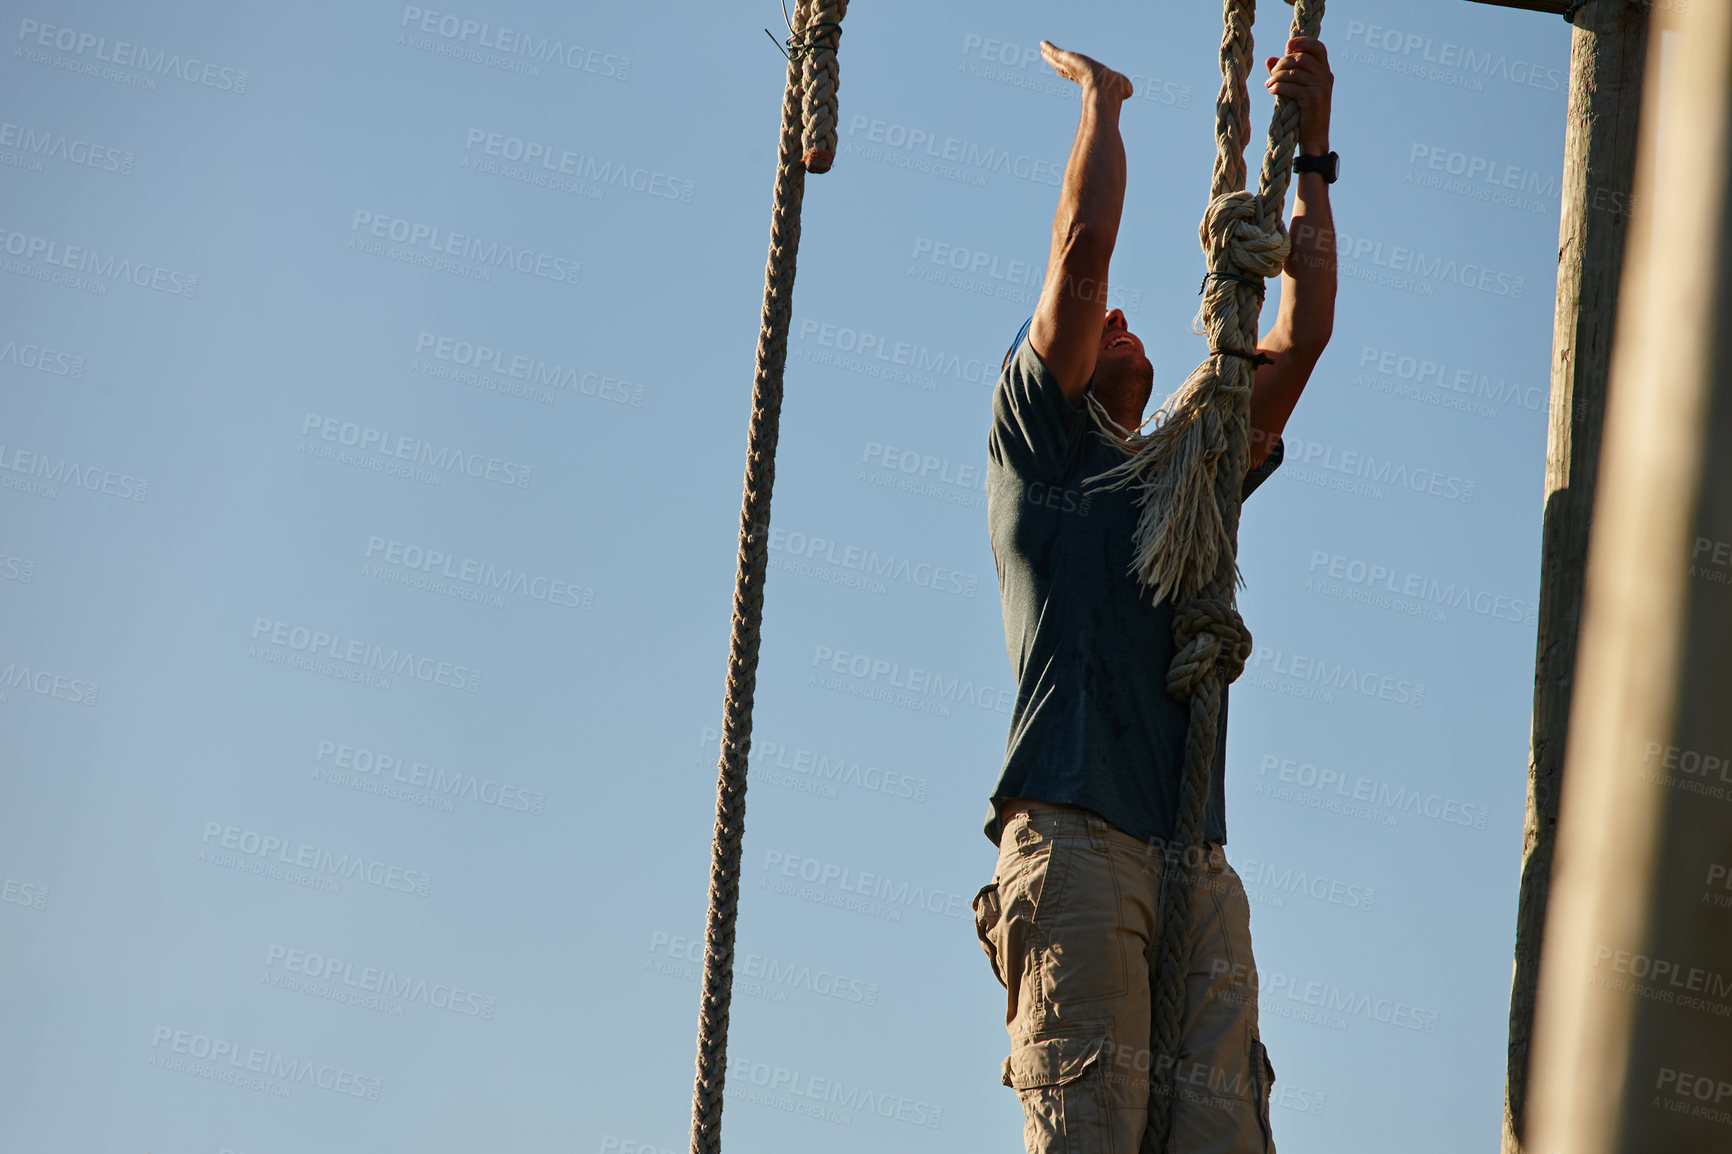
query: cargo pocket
1001 1032 1110 1149
973 881 1005 989
1251 1034 1277 1152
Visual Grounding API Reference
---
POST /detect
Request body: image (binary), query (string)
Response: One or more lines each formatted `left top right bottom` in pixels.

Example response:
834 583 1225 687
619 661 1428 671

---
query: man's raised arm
1029 44 1134 405
1250 36 1338 468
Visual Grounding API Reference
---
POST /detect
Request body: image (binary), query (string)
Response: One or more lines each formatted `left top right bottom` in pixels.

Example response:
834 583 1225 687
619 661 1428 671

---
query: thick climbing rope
688 3 848 1153
1083 0 1326 1147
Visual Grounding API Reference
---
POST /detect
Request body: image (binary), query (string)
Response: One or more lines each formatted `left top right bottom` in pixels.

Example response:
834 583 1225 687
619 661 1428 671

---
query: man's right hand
1028 41 1132 403
1040 41 1134 102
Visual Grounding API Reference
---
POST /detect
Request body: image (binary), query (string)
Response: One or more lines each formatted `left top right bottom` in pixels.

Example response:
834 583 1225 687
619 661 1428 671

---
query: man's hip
972 803 1276 1153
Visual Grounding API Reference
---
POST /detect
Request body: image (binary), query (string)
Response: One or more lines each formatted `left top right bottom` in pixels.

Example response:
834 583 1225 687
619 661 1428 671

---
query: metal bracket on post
1459 0 1573 16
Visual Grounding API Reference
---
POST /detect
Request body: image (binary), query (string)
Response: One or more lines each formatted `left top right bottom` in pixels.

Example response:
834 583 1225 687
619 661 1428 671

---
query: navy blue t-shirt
983 336 1283 848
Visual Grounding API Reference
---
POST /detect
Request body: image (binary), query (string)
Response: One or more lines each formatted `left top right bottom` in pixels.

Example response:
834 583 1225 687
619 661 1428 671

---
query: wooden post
1525 0 1732 1148
1502 3 1649 1152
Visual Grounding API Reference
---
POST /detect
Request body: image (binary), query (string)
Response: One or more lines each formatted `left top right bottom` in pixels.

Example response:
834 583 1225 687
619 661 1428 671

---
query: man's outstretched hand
1041 41 1134 102
1264 36 1333 153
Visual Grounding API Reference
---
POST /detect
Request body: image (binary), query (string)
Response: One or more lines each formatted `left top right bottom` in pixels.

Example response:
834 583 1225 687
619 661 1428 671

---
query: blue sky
0 1 1637 1151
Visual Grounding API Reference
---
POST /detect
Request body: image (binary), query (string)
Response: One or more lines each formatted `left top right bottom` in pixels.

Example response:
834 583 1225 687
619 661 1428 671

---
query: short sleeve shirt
984 336 1283 847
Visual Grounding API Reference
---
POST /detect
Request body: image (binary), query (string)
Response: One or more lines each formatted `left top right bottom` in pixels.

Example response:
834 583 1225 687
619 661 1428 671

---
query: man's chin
1094 353 1153 392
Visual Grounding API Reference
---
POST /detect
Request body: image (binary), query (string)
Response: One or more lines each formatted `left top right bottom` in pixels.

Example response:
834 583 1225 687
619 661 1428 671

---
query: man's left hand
1264 36 1333 154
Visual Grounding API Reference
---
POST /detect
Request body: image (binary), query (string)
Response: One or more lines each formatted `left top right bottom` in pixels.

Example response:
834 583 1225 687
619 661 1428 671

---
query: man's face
1094 309 1155 420
1097 309 1147 370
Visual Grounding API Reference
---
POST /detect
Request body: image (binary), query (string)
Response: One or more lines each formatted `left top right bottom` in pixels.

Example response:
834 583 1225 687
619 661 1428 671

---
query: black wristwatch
1294 151 1339 184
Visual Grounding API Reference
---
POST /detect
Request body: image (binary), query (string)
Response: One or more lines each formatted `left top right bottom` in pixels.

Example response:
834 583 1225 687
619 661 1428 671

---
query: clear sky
0 1 1632 1151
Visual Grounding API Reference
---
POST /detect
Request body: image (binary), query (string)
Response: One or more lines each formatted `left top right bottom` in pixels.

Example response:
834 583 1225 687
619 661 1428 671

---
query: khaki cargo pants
972 804 1276 1153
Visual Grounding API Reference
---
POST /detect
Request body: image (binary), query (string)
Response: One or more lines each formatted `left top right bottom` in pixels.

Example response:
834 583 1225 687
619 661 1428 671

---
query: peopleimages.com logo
0 659 98 706
795 318 998 388
300 412 533 489
397 6 630 80
1341 18 1564 94
250 617 483 692
0 335 85 377
0 225 198 296
264 944 497 1018
0 118 133 175
15 18 250 93
314 738 548 815
148 1025 381 1100
462 129 690 201
844 112 1062 188
809 644 1014 717
199 820 434 897
349 210 580 285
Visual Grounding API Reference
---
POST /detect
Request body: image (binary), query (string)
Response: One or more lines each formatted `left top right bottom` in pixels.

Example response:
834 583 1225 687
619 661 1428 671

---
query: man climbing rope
972 33 1336 1154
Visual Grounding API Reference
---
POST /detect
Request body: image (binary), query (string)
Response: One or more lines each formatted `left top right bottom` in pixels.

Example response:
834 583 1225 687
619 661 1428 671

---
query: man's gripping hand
1041 41 1134 103
1264 37 1333 154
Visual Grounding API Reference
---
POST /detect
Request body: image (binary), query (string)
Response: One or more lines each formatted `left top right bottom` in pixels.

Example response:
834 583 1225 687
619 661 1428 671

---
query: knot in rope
797 0 849 173
1200 189 1290 283
1165 597 1252 700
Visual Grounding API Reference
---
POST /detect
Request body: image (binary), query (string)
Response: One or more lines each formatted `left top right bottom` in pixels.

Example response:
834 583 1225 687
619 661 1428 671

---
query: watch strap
1294 151 1338 183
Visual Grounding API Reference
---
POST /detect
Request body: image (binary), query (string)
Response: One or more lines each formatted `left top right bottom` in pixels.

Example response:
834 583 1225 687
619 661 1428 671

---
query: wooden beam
1502 2 1649 1152
1460 0 1570 15
1526 0 1732 1147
